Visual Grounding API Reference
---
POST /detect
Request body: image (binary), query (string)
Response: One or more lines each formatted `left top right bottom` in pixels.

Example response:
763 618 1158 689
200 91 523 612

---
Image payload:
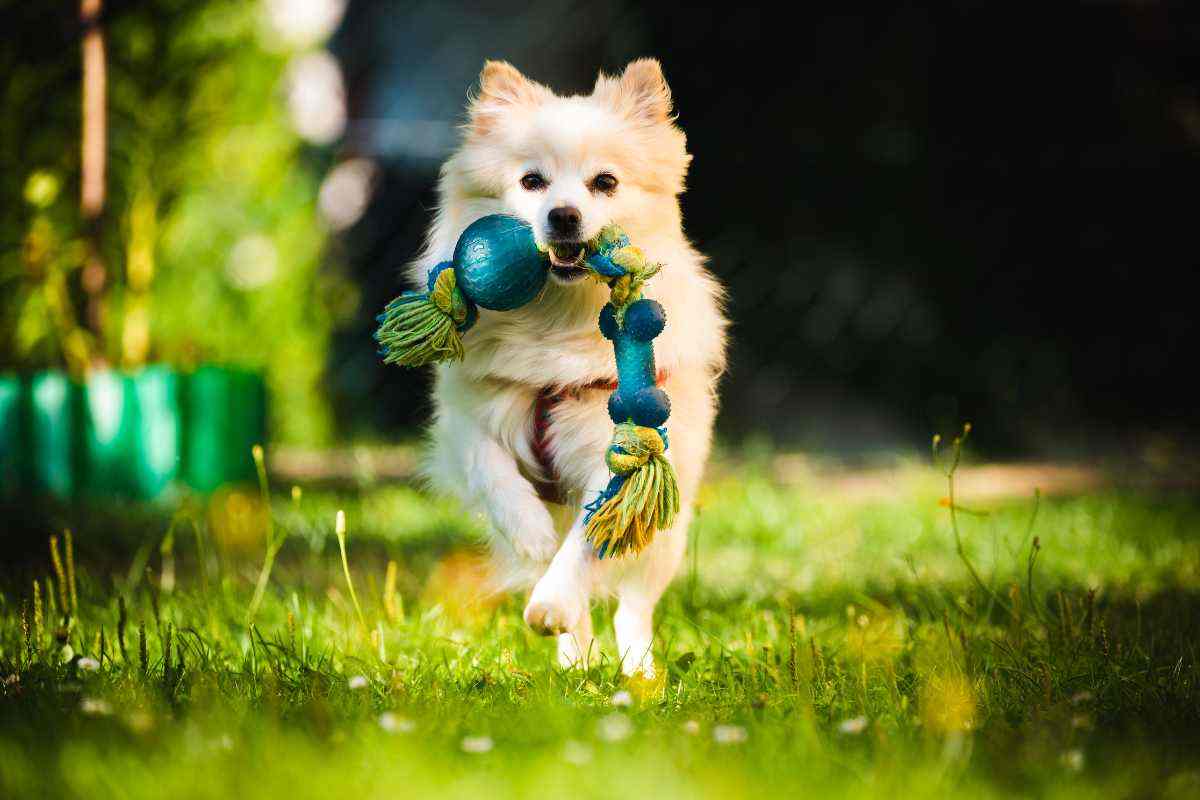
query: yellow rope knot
429 267 470 326
605 423 665 475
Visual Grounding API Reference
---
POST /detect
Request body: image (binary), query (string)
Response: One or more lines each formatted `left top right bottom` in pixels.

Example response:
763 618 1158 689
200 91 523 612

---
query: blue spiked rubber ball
629 386 671 427
453 215 548 311
623 299 666 341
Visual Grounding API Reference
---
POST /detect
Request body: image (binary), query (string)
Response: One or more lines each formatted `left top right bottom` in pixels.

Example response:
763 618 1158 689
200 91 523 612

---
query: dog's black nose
547 206 581 238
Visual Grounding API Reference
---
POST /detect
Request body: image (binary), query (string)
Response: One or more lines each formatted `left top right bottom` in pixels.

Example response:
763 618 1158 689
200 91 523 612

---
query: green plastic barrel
27 371 76 498
78 366 182 500
0 365 265 500
0 374 21 495
181 365 266 492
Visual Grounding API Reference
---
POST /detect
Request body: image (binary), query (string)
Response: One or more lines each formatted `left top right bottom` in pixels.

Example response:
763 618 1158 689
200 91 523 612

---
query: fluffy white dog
412 58 727 676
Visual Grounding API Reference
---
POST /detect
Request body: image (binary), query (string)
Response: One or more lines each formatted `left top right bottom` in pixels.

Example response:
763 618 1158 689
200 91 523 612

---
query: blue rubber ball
624 299 666 342
453 215 548 311
629 387 671 427
607 391 628 423
598 304 619 340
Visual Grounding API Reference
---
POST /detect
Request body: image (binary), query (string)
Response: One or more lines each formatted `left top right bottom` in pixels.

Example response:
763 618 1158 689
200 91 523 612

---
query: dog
411 58 727 677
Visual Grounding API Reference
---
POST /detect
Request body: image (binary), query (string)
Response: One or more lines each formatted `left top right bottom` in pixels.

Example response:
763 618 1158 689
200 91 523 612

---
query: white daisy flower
597 713 633 742
562 739 592 765
461 735 494 754
713 724 748 744
347 675 368 690
1062 749 1085 772
378 712 415 734
610 689 633 708
80 698 113 716
838 716 868 735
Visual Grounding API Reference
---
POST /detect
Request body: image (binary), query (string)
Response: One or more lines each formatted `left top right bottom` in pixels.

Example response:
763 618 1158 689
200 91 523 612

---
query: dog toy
374 216 546 366
375 215 679 558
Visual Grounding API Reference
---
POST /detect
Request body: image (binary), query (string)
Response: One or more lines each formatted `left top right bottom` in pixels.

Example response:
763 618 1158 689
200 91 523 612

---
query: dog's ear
594 58 673 125
468 61 549 136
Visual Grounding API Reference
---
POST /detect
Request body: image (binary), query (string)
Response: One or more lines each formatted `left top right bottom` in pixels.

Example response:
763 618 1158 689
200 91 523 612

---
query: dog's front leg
524 510 597 661
609 374 713 678
461 435 560 566
525 529 596 668
612 505 691 678
523 467 608 667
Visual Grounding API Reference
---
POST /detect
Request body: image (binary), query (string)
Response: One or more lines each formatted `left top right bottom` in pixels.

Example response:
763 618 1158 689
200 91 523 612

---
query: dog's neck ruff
530 370 668 504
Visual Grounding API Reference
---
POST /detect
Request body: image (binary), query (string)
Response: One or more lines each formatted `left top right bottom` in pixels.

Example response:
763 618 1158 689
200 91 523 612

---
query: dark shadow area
330 2 1200 457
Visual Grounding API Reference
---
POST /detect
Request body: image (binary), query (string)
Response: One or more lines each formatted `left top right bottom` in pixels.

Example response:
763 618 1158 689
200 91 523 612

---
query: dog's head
449 59 691 286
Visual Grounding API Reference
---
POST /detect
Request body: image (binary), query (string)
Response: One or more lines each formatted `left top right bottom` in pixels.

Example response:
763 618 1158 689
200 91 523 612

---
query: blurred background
3 0 1199 483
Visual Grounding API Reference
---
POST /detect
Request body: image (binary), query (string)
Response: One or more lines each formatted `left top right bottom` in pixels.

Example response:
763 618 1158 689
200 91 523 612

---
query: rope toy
375 215 679 558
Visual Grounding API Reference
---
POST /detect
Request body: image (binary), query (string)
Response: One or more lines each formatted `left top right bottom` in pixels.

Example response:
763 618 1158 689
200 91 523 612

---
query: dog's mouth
547 242 589 282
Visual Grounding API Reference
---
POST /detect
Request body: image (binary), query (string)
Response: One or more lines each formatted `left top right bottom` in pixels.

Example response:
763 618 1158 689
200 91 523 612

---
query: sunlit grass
1 454 1199 798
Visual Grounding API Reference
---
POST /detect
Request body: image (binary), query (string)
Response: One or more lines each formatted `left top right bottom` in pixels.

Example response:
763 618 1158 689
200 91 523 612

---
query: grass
2 446 1200 799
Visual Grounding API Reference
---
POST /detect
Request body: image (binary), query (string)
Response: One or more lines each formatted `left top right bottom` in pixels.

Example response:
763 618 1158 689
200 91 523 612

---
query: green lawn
2 452 1199 799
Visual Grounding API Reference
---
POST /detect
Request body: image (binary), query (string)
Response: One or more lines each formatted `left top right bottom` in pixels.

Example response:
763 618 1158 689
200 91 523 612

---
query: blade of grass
335 510 368 634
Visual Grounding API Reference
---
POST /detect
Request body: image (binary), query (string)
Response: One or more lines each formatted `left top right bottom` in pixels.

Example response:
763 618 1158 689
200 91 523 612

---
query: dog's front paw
524 578 587 636
621 648 656 679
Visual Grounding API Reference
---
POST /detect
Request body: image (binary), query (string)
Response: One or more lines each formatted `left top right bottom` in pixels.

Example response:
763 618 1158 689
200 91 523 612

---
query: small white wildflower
610 689 633 708
347 675 368 690
597 712 633 742
77 657 100 672
713 724 748 744
378 712 415 734
80 698 113 716
838 716 868 735
562 739 592 765
682 719 701 735
1062 748 1085 772
461 735 494 754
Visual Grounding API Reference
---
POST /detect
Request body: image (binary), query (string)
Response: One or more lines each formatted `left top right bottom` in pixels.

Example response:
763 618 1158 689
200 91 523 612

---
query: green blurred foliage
0 0 347 444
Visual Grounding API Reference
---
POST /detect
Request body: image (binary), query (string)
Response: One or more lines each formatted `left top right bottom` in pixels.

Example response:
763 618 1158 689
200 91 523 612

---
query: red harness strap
530 370 667 504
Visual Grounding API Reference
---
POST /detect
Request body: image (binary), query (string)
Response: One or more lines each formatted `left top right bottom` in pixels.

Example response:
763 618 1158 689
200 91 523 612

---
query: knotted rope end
583 423 680 558
374 266 476 368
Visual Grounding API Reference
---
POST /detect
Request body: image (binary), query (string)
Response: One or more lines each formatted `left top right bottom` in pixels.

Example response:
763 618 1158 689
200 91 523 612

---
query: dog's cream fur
411 59 726 676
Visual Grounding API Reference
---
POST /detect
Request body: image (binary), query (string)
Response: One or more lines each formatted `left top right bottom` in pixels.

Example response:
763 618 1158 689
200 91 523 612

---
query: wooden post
80 0 106 347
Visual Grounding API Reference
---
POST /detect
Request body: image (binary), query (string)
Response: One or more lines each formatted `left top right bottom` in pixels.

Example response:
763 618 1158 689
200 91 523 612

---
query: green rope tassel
584 423 680 558
375 265 475 367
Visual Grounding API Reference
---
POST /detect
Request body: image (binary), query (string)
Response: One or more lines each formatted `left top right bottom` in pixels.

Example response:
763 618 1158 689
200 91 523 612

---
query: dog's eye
590 173 618 194
520 173 548 191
